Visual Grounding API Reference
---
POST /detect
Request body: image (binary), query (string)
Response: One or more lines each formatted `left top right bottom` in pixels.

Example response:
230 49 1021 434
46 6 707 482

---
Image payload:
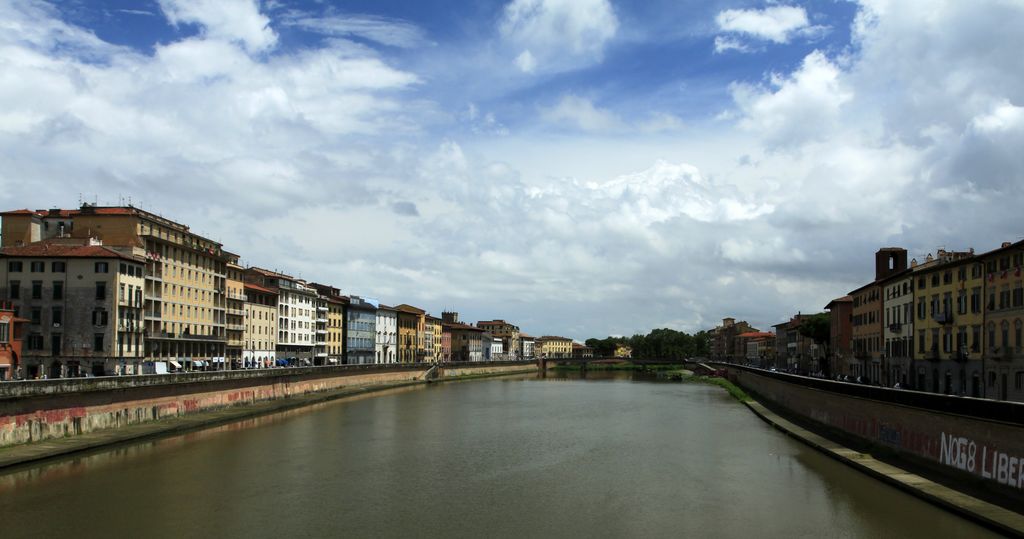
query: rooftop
0 239 141 261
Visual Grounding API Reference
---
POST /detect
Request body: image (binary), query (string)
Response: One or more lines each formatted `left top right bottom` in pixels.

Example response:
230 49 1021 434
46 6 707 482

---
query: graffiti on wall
940 432 1024 489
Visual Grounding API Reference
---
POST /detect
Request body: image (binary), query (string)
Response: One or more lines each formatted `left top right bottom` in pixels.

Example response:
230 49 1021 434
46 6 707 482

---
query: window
93 333 105 352
96 282 106 300
52 307 62 326
95 262 109 273
51 261 65 273
1017 372 1024 391
0 321 7 343
8 261 22 272
27 334 43 350
119 263 127 274
92 309 108 326
30 261 44 272
30 307 41 325
52 281 63 300
31 281 42 299
9 280 20 300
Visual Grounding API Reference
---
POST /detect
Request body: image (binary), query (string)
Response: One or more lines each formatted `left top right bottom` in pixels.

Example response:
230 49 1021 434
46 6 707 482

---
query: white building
521 335 535 359
491 337 504 360
376 305 398 364
245 268 316 366
883 270 916 387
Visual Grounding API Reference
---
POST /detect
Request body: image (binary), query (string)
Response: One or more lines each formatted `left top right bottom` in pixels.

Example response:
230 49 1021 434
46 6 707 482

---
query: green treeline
585 328 710 359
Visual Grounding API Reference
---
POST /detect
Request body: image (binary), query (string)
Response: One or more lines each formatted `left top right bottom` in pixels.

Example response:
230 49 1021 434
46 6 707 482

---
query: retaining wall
720 365 1024 498
0 362 536 448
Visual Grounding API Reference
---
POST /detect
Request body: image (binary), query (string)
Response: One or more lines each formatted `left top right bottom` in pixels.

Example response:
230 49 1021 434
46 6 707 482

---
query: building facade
520 334 535 360
912 249 982 395
710 317 755 362
225 258 246 369
824 296 853 376
477 320 520 360
881 270 914 387
346 296 377 365
979 241 1023 400
445 320 485 362
0 301 26 380
3 205 236 366
243 282 277 368
375 305 397 364
0 240 146 377
537 336 573 358
396 304 425 363
310 283 346 365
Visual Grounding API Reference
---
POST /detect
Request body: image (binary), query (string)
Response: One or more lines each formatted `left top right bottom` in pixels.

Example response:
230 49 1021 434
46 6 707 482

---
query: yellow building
979 240 1024 401
225 257 246 369
537 336 573 358
243 282 277 368
912 249 983 396
395 304 425 363
1 204 230 366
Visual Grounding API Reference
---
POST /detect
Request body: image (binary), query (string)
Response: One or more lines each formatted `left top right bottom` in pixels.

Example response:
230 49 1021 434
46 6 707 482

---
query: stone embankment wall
440 363 538 378
0 362 536 448
721 365 1024 498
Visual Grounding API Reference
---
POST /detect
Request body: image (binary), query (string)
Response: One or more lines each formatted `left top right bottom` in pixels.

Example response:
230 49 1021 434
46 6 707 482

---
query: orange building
0 301 27 380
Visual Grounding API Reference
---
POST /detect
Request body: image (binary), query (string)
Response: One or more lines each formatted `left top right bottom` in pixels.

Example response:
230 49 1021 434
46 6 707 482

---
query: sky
1 0 1022 341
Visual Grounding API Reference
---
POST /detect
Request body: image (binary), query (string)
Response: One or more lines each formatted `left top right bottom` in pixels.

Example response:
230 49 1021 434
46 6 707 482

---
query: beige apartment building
243 281 277 368
0 239 146 378
1 205 231 367
225 257 246 369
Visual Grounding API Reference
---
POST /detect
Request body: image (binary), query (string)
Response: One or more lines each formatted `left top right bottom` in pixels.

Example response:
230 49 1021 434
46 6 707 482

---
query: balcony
888 322 902 333
226 338 244 347
227 292 248 301
117 322 144 333
226 323 245 331
317 305 328 312
316 318 329 324
226 307 245 316
934 311 954 325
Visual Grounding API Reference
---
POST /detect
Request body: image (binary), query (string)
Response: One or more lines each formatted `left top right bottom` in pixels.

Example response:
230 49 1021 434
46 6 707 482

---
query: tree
797 313 831 376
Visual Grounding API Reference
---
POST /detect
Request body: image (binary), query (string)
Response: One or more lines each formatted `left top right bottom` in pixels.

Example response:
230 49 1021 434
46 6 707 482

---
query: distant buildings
0 203 582 379
710 318 755 362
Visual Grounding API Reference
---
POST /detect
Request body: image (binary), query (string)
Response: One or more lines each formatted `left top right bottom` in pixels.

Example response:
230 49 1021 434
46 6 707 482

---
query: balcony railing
888 322 902 333
934 311 954 325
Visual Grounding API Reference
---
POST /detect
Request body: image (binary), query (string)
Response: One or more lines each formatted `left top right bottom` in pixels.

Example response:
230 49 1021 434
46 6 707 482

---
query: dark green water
0 372 999 538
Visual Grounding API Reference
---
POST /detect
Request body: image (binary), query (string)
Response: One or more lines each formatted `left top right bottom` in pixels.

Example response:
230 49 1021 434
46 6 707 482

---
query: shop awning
170 360 182 368
300 358 312 366
327 358 338 364
193 360 206 367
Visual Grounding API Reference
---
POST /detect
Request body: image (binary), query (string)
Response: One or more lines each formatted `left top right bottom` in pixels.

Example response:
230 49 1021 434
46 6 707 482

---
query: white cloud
514 49 536 73
541 95 621 131
282 13 429 49
715 5 810 43
158 0 277 53
499 0 618 73
713 36 754 54
729 50 853 148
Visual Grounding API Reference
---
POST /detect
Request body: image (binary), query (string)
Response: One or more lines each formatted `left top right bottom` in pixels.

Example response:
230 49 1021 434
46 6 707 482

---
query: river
0 371 999 538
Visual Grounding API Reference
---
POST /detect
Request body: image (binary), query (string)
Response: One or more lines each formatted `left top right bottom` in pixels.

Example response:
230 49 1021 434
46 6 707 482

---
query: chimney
1002 242 1012 248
